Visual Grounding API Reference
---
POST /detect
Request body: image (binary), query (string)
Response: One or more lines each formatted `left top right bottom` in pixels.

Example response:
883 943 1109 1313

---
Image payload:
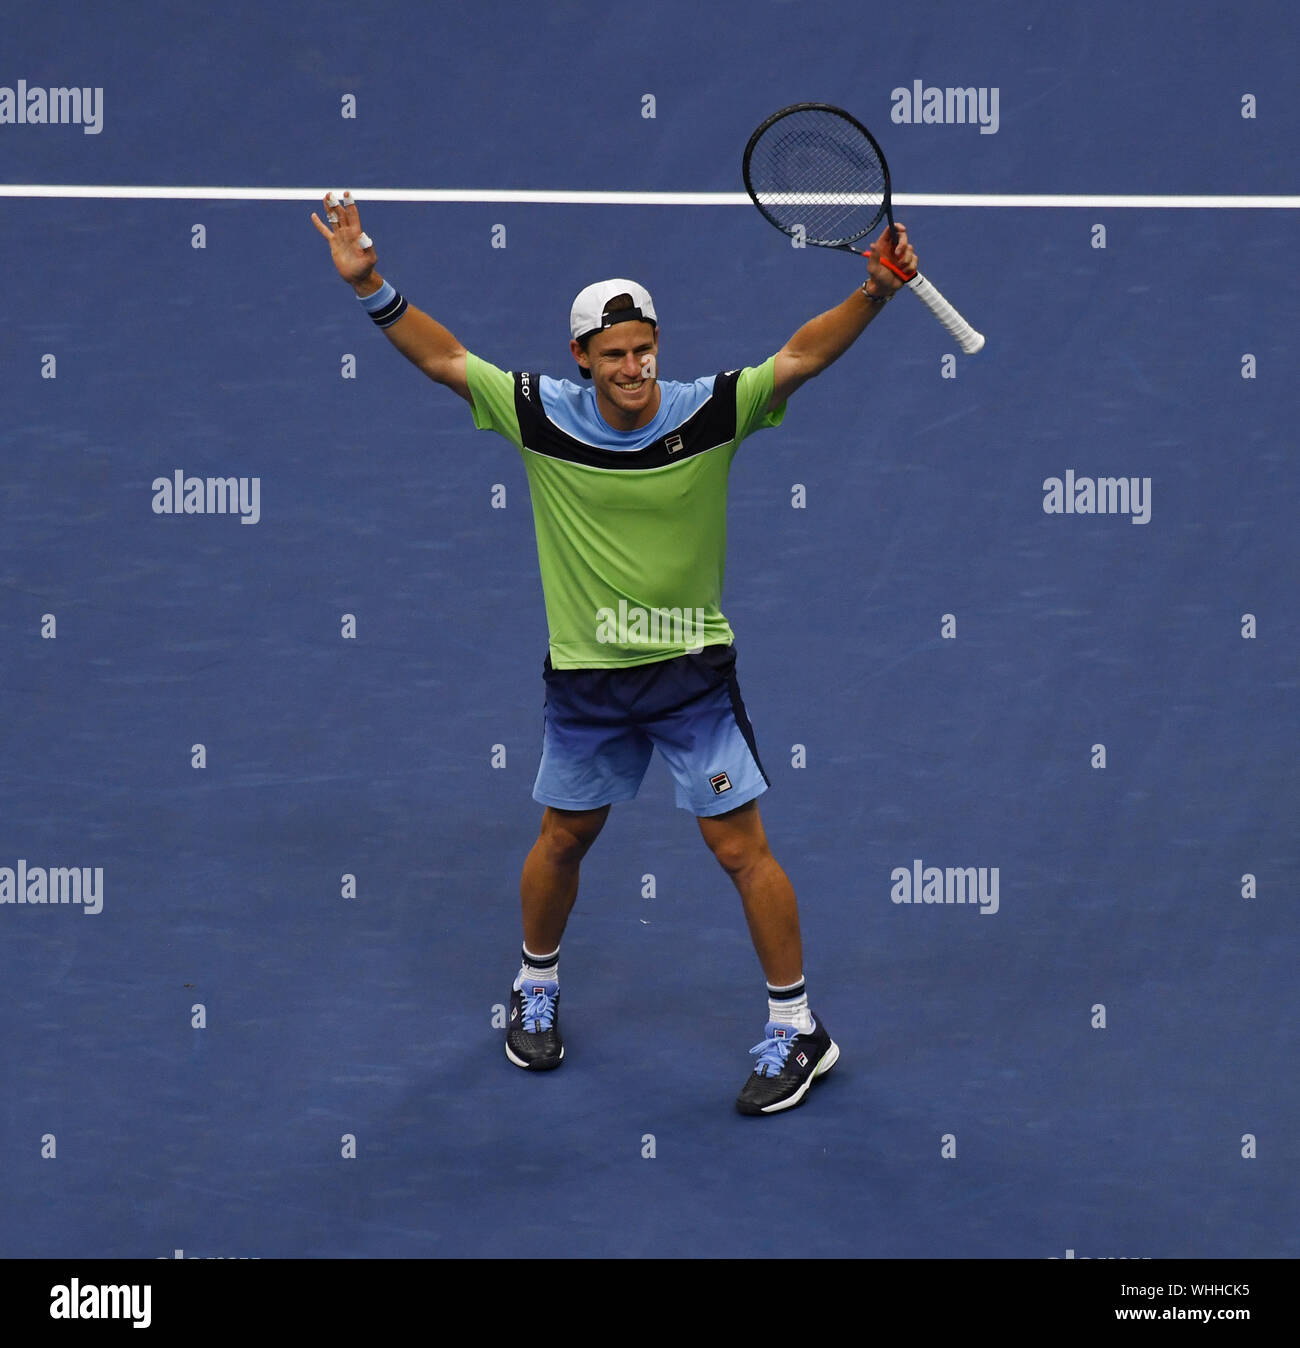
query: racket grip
904 272 985 354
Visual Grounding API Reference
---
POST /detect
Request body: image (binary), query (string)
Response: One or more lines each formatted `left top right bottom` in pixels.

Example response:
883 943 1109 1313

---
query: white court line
0 184 1297 208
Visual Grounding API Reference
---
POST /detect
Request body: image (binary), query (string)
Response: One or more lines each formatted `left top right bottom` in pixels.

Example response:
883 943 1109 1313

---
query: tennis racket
743 102 985 354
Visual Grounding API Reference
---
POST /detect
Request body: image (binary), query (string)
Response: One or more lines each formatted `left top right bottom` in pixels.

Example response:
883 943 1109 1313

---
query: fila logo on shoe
796 1051 809 1068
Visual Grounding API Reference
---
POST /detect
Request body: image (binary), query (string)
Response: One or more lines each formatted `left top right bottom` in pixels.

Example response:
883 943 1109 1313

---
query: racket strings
746 110 887 245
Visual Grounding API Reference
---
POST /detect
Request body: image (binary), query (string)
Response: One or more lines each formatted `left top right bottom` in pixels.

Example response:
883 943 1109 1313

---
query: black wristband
370 291 409 328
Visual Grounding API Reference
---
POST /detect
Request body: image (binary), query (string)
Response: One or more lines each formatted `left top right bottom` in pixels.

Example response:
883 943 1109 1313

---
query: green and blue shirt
465 353 786 669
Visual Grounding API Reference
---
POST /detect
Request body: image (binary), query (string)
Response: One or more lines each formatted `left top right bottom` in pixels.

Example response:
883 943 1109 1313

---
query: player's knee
706 830 769 877
539 808 605 866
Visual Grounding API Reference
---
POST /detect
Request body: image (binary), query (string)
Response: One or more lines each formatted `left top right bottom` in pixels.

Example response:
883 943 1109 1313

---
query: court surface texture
1 0 1295 1259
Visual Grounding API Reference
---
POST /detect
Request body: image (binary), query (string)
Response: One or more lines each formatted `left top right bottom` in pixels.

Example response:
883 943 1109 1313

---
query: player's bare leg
698 798 838 1115
696 799 802 985
506 804 608 1071
520 804 609 953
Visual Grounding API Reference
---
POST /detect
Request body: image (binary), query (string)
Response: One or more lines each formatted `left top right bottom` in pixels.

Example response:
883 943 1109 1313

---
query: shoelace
521 986 557 1033
749 1030 795 1078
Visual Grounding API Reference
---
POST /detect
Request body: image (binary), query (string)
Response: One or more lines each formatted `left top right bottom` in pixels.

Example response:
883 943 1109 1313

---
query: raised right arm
311 191 471 404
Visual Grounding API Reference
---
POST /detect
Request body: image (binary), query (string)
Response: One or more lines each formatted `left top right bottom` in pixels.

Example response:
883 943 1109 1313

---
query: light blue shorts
533 643 770 817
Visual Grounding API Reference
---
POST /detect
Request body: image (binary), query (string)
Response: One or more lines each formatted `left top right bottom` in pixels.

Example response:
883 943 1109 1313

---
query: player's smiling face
573 321 660 428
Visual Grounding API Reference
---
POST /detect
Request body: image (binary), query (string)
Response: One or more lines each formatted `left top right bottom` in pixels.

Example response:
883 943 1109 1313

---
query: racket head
743 102 893 248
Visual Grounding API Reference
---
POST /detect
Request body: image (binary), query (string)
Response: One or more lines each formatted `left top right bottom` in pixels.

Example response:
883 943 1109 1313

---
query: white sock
767 977 814 1033
516 944 559 989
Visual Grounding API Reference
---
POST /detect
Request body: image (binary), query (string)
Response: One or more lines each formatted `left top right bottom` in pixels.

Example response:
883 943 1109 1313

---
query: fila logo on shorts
709 771 732 795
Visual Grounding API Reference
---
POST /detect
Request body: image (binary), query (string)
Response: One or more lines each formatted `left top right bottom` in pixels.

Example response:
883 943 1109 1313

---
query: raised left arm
768 223 917 409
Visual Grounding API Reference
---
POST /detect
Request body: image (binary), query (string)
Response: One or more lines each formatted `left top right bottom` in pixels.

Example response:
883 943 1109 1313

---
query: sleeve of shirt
464 351 524 450
733 355 788 443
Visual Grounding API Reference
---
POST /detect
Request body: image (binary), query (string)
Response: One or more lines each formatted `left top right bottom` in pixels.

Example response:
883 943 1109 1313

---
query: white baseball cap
569 278 657 342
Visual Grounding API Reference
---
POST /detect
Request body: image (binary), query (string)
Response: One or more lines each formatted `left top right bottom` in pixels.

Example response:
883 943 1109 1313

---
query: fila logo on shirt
709 771 732 795
665 433 684 454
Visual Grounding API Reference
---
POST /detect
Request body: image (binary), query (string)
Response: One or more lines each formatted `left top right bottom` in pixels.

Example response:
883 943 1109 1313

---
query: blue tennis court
1 0 1295 1261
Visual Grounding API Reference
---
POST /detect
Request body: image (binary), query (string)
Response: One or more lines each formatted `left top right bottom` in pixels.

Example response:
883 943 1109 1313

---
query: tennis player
312 191 916 1114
